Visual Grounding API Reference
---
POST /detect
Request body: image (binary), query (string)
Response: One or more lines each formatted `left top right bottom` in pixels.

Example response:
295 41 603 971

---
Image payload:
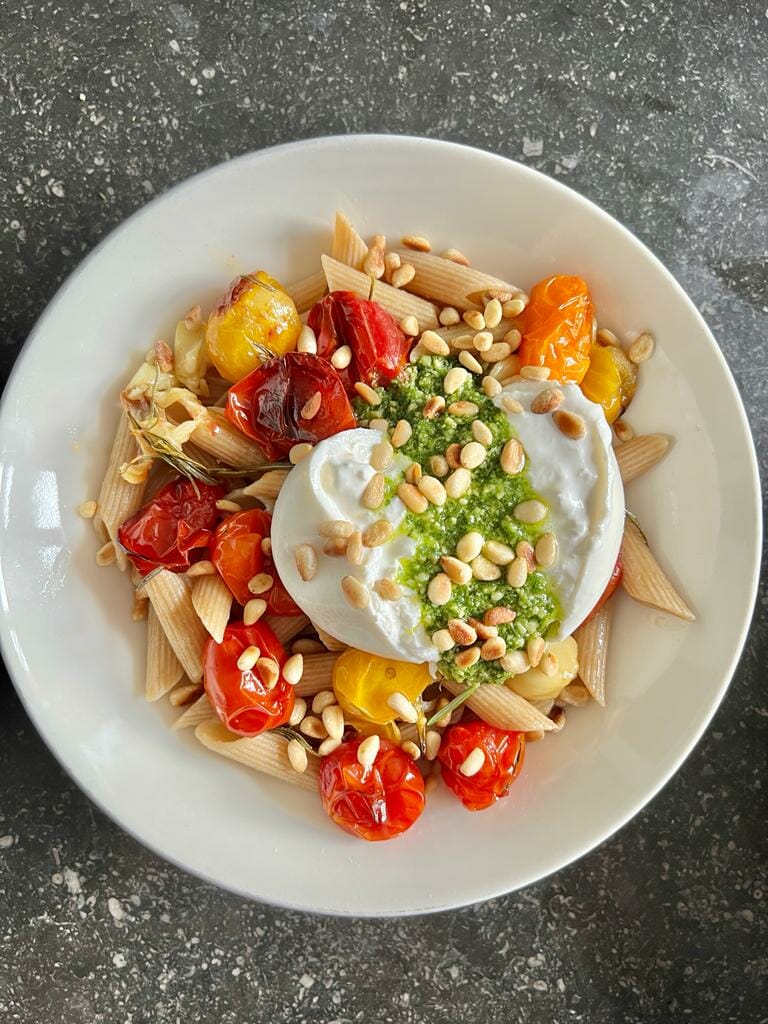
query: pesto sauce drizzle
355 357 561 686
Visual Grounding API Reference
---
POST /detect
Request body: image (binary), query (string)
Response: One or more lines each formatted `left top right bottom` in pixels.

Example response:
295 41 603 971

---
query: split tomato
203 621 293 736
225 351 356 459
438 721 525 811
117 478 225 576
210 508 300 615
518 275 594 384
318 738 426 841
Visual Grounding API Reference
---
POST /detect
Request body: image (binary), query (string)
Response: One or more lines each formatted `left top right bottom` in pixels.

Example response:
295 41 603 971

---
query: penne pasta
242 469 290 503
320 254 371 299
293 653 339 697
144 570 209 681
330 211 368 270
145 604 184 701
265 614 310 647
620 519 695 621
313 624 348 652
369 280 440 330
574 603 612 706
434 321 509 345
441 678 556 732
615 434 670 484
95 412 147 570
190 408 266 469
392 249 521 310
195 720 320 791
191 573 232 644
285 270 327 313
172 691 216 730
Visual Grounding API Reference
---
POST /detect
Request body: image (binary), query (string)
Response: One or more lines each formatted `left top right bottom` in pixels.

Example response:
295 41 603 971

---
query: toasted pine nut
459 746 485 776
471 420 493 446
421 330 451 356
399 739 419 760
463 310 485 331
469 617 498 640
248 572 274 595
443 366 469 394
540 652 559 678
527 635 545 668
471 555 501 581
448 619 477 645
455 646 481 669
289 442 313 464
369 418 389 431
502 297 526 318
483 342 513 363
427 573 453 606
597 328 621 347
354 381 380 406
405 462 422 486
417 475 447 506
503 328 522 351
402 234 431 252
440 555 473 585
535 532 557 568
312 689 336 714
444 467 472 499
432 628 455 652
445 443 462 469
501 395 523 414
400 315 420 336
516 540 537 570
613 419 635 443
318 736 342 756
299 715 327 740
297 324 317 354
237 645 260 671
261 537 272 557
345 530 364 565
322 704 345 740
480 636 507 661
216 499 242 513
319 519 355 539
484 605 517 626
257 657 280 689
374 577 401 600
552 410 587 439
282 653 304 685
364 245 385 279
460 441 486 469
391 419 412 448
331 345 352 370
456 531 484 562
362 473 386 509
473 331 494 353
287 738 308 773
483 298 503 328
490 354 521 380
520 365 551 381
459 350 483 374
423 395 446 419
295 544 317 581
301 391 322 419
425 730 442 760
384 251 401 277
288 697 307 726
447 401 479 417
244 598 267 625
530 387 564 414
341 575 369 609
387 691 419 723
449 334 476 350
500 649 530 675
500 438 525 475
362 519 393 547
390 263 415 289
442 248 470 266
398 482 428 514
439 305 460 325
187 560 216 576
482 375 502 397
507 556 528 588
430 454 449 478
357 734 380 767
78 499 97 519
324 540 345 561
628 331 655 363
514 499 547 524
483 540 515 565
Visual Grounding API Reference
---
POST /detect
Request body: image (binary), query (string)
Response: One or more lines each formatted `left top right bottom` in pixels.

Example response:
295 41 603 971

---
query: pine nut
440 555 473 585
439 305 460 325
535 532 557 567
540 652 559 677
490 354 521 380
261 537 272 557
318 737 342 756
299 715 327 740
459 350 483 374
331 345 352 370
341 575 369 609
384 251 401 277
459 746 485 776
248 572 274 594
427 573 453 606
482 375 502 397
312 689 336 714
514 499 547 524
282 653 304 685
443 366 469 394
289 442 313 464
78 499 97 519
502 297 526 318
553 410 587 439
402 234 431 252
421 330 451 356
456 531 484 562
463 310 485 331
401 740 421 760
471 555 501 581
425 730 442 760
417 475 447 506
483 342 513 363
319 519 355 539
369 418 389 432
392 263 416 289
432 628 455 652
455 647 481 670
516 540 537 570
597 328 621 347
483 539 515 565
628 331 655 363
398 482 429 513
295 544 317 581
469 617 498 640
471 420 493 446
387 691 419 723
503 328 522 351
362 519 393 546
484 605 517 626
442 247 470 266
445 467 472 499
404 466 422 490
244 598 267 625
297 324 317 354
501 396 523 414
96 541 116 566
500 438 525 474
364 245 385 279
187 560 216 576
346 530 364 565
354 381 380 406
301 390 322 419
287 738 308 773
473 331 494 353
449 334 476 350
357 734 380 767
322 704 345 740
362 472 386 509
448 619 477 645
257 657 280 689
447 401 479 417
483 298 503 328
500 649 530 675
400 315 420 336
507 557 528 588
614 419 635 442
481 636 507 661
460 441 486 469
216 499 242 513
530 387 564 414
430 454 449 477
527 635 545 668
288 697 307 726
374 577 401 600
237 645 260 671
391 419 412 448
520 365 551 381
445 443 462 469
423 395 446 419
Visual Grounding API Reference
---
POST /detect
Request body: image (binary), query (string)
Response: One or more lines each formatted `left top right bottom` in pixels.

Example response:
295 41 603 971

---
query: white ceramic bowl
0 136 760 916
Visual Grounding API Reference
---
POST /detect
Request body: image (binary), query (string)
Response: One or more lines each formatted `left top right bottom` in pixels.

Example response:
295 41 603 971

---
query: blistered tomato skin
206 271 301 383
225 352 356 460
319 738 426 841
332 650 431 726
203 621 293 736
438 721 525 811
211 508 300 615
518 275 594 384
581 343 638 423
118 479 225 576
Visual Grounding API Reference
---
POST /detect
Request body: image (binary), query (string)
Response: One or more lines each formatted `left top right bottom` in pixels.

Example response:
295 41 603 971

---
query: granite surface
1 1 766 1021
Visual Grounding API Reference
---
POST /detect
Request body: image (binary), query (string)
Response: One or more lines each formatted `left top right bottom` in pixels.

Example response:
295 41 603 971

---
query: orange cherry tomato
518 275 594 384
582 554 622 624
210 508 300 615
438 721 525 811
319 738 426 841
203 621 293 736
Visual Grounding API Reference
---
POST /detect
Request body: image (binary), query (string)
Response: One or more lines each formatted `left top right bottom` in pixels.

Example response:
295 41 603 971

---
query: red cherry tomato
438 721 525 811
308 291 410 390
210 508 301 615
117 478 225 576
225 351 356 459
583 554 623 624
518 275 594 384
203 621 293 736
319 738 426 841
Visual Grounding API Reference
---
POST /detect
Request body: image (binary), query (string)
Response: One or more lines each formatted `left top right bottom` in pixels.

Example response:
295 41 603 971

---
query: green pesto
355 357 561 686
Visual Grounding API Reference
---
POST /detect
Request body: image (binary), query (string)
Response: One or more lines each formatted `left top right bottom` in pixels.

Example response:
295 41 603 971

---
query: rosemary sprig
625 509 648 544
274 726 314 752
426 682 479 727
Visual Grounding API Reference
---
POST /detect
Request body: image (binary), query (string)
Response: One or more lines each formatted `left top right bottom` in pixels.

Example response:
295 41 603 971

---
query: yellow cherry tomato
506 637 578 701
205 271 301 383
332 650 431 725
581 343 638 424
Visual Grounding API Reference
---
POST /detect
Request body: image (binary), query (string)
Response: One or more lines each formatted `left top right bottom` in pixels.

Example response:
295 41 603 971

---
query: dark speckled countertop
1 2 766 1021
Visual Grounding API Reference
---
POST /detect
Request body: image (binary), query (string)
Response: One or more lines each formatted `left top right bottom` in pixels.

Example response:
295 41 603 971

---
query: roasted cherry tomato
225 352 356 459
206 271 301 384
332 650 430 727
518 275 594 384
203 621 293 736
438 721 525 811
580 343 638 423
583 554 622 623
319 737 425 841
308 291 410 390
117 478 225 576
210 508 300 615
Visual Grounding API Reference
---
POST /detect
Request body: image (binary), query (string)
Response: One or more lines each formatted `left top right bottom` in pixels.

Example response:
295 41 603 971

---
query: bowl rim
0 133 762 917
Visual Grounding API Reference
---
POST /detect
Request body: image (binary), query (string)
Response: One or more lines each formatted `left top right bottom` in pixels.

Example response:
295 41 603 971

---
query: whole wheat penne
195 720 320 791
265 614 310 647
555 681 591 707
434 322 510 344
242 469 290 503
574 603 612 706
145 604 184 701
172 691 216 730
392 249 521 310
95 412 147 570
330 211 368 270
369 279 440 330
190 408 266 469
441 677 556 732
293 653 339 697
191 574 232 644
615 434 670 484
144 570 208 681
320 254 371 299
285 270 327 313
621 519 695 621
314 624 348 652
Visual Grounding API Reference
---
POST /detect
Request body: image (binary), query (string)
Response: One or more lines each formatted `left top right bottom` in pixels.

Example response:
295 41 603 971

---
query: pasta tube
285 270 327 313
190 408 266 469
172 692 216 731
330 211 368 270
441 678 555 732
95 412 147 570
574 604 612 706
144 570 208 681
145 604 184 701
264 614 310 647
195 720 320 791
191 574 232 644
392 249 521 310
320 255 371 298
620 519 695 621
369 280 440 330
293 653 339 697
615 434 670 484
